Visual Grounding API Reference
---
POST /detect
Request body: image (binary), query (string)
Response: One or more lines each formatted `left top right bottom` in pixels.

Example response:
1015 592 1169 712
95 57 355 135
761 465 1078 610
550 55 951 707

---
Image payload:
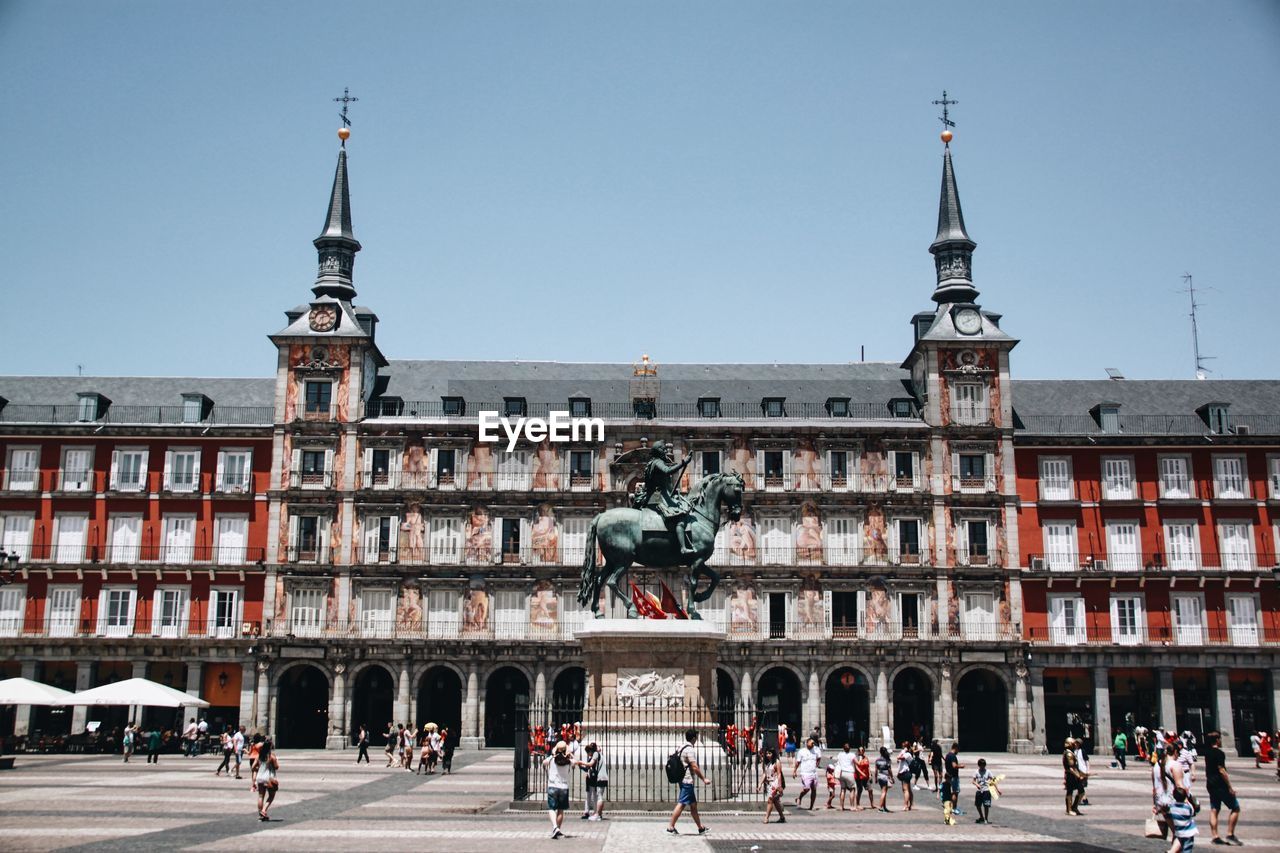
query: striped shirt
1167 801 1198 839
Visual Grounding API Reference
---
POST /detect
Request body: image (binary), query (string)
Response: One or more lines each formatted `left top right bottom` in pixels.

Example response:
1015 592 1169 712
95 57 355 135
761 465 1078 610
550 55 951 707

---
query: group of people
119 722 165 764
1248 729 1279 773
377 722 453 775
541 738 608 838
1149 729 1245 850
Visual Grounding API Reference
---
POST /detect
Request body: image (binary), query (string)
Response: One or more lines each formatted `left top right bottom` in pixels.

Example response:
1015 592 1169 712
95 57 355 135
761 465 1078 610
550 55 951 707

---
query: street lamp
0 550 21 586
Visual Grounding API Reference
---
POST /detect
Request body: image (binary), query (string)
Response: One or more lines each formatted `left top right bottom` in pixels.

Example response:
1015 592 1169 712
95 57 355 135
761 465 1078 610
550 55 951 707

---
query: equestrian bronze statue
577 442 744 619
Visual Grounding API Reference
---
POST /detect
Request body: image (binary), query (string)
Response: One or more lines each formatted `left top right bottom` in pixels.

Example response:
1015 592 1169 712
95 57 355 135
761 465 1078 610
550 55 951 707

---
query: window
762 398 786 418
1102 457 1135 500
1206 405 1230 435
1270 456 1280 500
152 586 189 637
216 449 252 493
1048 595 1086 645
427 588 460 638
362 515 397 564
503 397 527 418
1213 455 1247 499
434 448 458 487
1218 522 1254 570
290 587 325 636
1098 406 1120 433
569 398 591 418
699 450 721 479
1159 456 1192 499
162 515 196 564
952 382 985 425
368 447 393 487
294 447 332 488
106 515 141 562
828 450 848 489
292 515 321 562
891 399 915 419
958 453 985 480
60 447 93 492
110 447 148 492
5 446 39 491
826 515 859 566
304 381 332 416
181 395 205 423
826 398 849 418
1163 522 1198 571
165 448 200 493
46 586 79 637
0 513 34 561
892 450 917 489
892 518 921 564
500 520 522 564
1226 594 1259 646
0 586 24 636
1109 595 1144 645
53 514 88 563
961 520 989 565
210 587 241 638
441 396 465 416
1171 594 1206 645
962 592 996 640
99 587 136 637
77 394 100 422
361 588 395 637
569 450 593 491
762 450 785 490
758 516 791 565
1038 456 1072 501
1105 521 1140 571
429 517 463 563
697 398 721 418
1043 521 1077 572
632 398 656 419
215 515 248 564
495 449 530 491
562 517 590 565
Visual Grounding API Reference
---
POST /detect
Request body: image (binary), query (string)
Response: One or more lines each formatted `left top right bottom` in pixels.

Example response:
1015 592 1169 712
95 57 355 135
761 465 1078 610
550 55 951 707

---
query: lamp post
0 550 21 586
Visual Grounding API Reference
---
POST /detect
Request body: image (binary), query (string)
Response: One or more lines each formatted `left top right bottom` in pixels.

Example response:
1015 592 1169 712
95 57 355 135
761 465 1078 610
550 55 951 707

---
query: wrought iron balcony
1023 550 1277 574
0 404 273 426
1026 624 1279 648
0 618 261 641
362 399 924 423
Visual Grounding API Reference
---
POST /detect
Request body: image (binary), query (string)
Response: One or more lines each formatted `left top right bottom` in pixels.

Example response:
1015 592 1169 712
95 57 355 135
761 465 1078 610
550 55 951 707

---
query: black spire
312 146 361 300
929 143 978 304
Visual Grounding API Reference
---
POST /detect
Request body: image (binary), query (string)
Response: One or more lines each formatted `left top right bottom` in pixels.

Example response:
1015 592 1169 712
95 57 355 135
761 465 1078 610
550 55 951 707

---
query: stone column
461 664 480 747
534 665 547 705
1030 667 1048 753
182 662 203 725
938 664 954 743
1158 668 1177 732
70 661 93 733
872 667 889 747
255 661 270 732
740 667 754 709
327 662 347 749
1092 667 1112 756
131 661 148 679
806 666 820 740
1011 664 1032 752
13 660 37 737
1212 668 1238 757
394 658 411 726
237 661 255 732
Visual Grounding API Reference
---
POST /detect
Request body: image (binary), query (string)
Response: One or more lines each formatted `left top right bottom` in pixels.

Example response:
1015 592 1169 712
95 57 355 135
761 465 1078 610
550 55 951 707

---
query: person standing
385 724 397 767
971 758 1001 824
1113 730 1128 770
874 747 893 812
895 743 915 811
231 726 246 780
824 763 837 809
1075 738 1092 806
943 742 964 824
581 742 607 821
833 743 856 810
182 718 198 757
853 747 872 811
1249 731 1262 768
122 723 135 763
1063 738 1085 816
1202 731 1242 846
254 739 280 821
215 726 234 776
543 741 584 839
792 737 820 810
355 725 370 764
760 748 786 824
196 716 208 752
667 729 711 836
929 739 944 792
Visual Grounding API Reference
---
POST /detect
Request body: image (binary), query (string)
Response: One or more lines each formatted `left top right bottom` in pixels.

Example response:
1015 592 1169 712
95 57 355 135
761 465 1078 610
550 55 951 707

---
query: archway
552 666 586 712
276 665 329 749
418 666 463 748
351 665 394 746
715 668 736 709
757 666 804 747
484 666 530 748
825 668 870 748
957 669 1007 752
892 667 933 746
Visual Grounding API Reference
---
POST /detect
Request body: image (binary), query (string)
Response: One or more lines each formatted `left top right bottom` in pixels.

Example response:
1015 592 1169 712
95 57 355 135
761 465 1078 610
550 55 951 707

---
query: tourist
1202 731 1242 846
943 742 964 824
441 731 455 774
254 738 280 821
666 728 711 836
197 716 209 751
1249 731 1261 768
896 742 915 811
232 725 245 779
760 747 786 824
385 724 397 766
215 726 234 776
1113 729 1128 770
929 738 944 792
428 725 443 773
544 740 584 839
415 734 432 775
122 723 135 763
910 740 929 789
392 723 405 767
824 763 837 809
1063 738 1085 816
355 725 369 764
1166 787 1198 853
971 757 1001 824
146 727 162 764
853 746 872 811
833 742 856 810
874 746 892 812
182 718 198 757
581 742 607 821
791 737 820 810
1074 737 1092 806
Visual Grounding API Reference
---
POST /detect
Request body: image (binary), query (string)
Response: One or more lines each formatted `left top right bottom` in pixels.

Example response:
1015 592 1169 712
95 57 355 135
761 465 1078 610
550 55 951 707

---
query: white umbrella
0 677 77 706
71 677 209 708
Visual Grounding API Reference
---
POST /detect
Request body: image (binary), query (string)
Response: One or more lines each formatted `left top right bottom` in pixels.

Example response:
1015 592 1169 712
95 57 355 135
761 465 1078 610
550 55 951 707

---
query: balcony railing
261 613 589 642
727 618 1021 643
0 404 273 426
16 542 266 566
1016 413 1280 437
1027 625 1280 648
289 469 333 489
362 399 924 423
1024 550 1278 574
0 619 262 641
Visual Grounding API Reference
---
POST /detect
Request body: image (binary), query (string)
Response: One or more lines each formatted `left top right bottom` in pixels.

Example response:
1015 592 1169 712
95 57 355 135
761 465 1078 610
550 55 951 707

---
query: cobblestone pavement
0 749 1276 852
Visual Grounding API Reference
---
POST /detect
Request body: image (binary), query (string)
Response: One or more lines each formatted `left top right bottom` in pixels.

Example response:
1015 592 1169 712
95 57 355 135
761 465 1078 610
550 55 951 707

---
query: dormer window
891 399 915 419
697 397 720 418
826 398 850 418
503 397 527 418
182 394 209 424
569 397 591 418
77 393 105 422
1206 404 1230 435
441 397 465 416
762 398 786 418
632 398 656 419
1097 404 1120 434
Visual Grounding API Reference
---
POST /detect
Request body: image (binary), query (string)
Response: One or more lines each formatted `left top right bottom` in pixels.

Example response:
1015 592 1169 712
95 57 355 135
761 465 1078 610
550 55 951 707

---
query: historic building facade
1 131 1276 754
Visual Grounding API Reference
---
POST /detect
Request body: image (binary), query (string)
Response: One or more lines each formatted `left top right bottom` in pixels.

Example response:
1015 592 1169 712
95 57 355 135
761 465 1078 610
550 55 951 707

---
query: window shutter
362 446 373 485
288 514 300 557
888 519 900 563
822 589 833 640
124 589 137 636
109 450 120 490
560 449 571 485
95 589 107 636
388 515 400 562
214 451 227 490
137 450 149 492
290 447 301 486
985 452 995 489
519 517 532 564
427 448 438 488
950 450 961 490
782 449 794 491
320 517 331 561
911 452 921 488
163 450 173 490
755 450 765 490
363 516 380 564
493 516 504 565
191 450 202 490
454 447 467 484
323 448 334 485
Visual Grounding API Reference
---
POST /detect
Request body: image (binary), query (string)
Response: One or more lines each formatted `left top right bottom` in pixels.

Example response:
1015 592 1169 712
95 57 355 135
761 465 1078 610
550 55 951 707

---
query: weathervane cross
334 87 358 127
932 90 958 129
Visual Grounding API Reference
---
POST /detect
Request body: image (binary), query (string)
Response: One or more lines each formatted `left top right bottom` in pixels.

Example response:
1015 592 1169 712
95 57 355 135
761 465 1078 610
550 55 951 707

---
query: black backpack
665 747 686 784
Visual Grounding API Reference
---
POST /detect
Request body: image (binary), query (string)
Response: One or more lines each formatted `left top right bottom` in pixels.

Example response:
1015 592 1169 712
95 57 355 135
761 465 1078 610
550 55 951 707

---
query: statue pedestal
572 619 738 803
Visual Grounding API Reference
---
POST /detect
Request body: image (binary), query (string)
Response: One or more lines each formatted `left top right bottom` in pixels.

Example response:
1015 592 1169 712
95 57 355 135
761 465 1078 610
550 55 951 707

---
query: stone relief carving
616 668 685 708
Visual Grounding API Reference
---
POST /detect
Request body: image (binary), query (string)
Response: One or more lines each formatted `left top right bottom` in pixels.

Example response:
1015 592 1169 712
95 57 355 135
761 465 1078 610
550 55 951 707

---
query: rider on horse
634 440 695 556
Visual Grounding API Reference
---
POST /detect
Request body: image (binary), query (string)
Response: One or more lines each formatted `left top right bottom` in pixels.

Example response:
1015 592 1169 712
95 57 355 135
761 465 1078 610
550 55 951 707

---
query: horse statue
577 471 745 619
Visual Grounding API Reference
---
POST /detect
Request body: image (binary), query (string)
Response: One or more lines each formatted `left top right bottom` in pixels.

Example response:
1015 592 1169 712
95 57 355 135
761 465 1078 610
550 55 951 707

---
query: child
1166 787 1198 853
971 758 1002 824
824 763 837 809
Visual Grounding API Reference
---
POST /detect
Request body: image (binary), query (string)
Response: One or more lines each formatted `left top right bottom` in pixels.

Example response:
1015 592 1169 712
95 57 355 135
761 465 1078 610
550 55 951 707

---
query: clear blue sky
2 0 1277 380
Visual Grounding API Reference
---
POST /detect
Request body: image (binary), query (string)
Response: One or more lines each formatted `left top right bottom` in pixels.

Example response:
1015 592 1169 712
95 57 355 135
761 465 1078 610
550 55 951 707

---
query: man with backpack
666 728 711 836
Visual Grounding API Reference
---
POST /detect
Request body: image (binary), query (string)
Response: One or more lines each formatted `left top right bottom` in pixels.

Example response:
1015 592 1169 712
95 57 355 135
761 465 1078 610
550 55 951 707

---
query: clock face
309 305 337 332
954 308 982 335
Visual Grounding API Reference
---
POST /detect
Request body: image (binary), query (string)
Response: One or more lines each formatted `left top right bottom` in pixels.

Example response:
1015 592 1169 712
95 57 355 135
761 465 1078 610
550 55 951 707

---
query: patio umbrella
0 677 77 706
71 677 209 708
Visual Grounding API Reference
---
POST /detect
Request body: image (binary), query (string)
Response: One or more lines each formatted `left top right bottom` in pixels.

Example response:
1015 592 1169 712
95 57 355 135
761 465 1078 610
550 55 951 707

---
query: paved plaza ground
0 748 1276 852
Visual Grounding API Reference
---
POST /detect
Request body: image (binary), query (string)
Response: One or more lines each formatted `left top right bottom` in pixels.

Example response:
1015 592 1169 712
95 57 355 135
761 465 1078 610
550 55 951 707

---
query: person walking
929 739 944 792
355 725 370 764
792 737 820 810
145 727 162 764
543 740 584 839
833 743 856 810
854 747 872 811
232 725 246 779
760 748 786 824
874 747 893 812
1113 730 1128 770
896 742 915 811
581 742 607 821
1167 787 1199 853
943 742 964 824
911 741 929 790
1152 744 1178 842
122 723 135 763
1075 738 1092 806
667 728 711 836
971 758 1002 824
384 724 397 766
182 718 198 757
824 763 838 809
1063 738 1085 816
215 726 234 776
1202 731 1243 846
254 739 280 821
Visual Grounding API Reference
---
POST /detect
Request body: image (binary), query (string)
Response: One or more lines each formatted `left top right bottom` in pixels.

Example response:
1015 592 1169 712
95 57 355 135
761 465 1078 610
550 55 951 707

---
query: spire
311 145 361 300
929 143 978 303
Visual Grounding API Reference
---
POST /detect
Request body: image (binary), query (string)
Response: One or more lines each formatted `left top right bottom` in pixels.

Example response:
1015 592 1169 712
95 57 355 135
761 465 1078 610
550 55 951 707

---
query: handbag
1144 816 1163 838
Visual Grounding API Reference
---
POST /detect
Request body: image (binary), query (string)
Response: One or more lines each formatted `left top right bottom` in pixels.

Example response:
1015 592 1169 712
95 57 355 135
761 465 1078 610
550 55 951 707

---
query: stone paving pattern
0 749 1276 852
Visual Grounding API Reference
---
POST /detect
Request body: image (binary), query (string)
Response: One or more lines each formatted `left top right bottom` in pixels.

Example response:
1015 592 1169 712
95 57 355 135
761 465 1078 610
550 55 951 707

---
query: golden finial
338 126 351 142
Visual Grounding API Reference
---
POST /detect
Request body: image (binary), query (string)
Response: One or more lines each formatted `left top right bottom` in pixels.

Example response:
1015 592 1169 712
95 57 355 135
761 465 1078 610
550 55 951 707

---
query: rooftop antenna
76 363 83 376
1181 273 1215 379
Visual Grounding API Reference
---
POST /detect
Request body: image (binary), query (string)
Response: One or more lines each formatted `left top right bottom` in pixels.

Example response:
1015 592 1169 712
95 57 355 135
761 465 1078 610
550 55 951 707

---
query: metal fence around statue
513 700 778 805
